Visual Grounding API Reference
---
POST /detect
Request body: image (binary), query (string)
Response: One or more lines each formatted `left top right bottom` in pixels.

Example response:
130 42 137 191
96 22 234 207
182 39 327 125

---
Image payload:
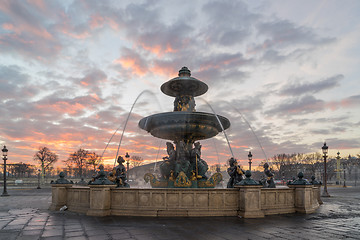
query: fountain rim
160 76 209 97
138 111 231 132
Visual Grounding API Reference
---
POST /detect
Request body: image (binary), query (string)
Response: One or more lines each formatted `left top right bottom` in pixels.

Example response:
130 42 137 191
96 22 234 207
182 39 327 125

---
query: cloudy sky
1 0 359 168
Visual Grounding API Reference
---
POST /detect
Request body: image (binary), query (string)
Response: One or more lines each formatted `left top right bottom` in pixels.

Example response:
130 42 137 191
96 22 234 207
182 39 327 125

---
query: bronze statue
92 164 104 180
88 164 114 185
114 156 129 187
226 158 245 188
175 141 191 176
190 142 208 179
52 172 73 184
261 163 276 188
160 142 176 179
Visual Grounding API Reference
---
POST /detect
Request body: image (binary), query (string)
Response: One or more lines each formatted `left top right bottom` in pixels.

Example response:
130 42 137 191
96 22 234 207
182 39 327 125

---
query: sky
0 0 359 168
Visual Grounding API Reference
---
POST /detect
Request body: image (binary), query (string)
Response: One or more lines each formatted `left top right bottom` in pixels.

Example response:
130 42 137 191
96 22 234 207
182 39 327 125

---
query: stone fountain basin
138 111 230 141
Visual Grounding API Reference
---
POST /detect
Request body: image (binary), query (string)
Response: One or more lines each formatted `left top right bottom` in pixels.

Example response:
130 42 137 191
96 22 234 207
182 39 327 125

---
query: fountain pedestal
288 185 320 214
87 185 116 216
236 185 265 218
50 184 73 211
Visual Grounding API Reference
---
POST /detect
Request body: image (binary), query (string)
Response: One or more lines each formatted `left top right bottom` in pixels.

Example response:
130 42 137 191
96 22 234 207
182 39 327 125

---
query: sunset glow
0 0 359 170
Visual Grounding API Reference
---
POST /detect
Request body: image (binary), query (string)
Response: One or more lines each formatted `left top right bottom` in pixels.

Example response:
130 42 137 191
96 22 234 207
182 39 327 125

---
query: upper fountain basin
161 76 208 97
138 111 230 142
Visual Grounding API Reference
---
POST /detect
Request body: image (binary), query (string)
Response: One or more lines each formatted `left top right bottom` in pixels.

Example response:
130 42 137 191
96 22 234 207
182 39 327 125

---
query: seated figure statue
114 156 129 188
160 142 176 179
261 163 276 188
174 141 191 176
226 158 245 188
89 164 104 184
190 142 208 179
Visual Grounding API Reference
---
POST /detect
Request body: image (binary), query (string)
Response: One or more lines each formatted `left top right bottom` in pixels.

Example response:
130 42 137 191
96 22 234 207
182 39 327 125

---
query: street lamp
343 155 350 188
1 145 9 197
125 152 130 181
321 142 330 197
336 152 341 185
248 151 253 171
37 169 41 189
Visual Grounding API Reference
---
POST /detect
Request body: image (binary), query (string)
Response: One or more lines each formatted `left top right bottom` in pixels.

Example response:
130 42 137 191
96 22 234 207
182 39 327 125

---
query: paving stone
45 221 63 226
23 225 44 230
21 229 42 236
65 236 87 240
41 229 63 237
41 236 65 240
88 236 112 240
65 230 85 237
3 224 24 230
109 232 132 239
0 231 19 240
0 220 10 229
7 219 30 225
44 226 63 232
27 221 46 226
16 235 40 240
85 229 107 237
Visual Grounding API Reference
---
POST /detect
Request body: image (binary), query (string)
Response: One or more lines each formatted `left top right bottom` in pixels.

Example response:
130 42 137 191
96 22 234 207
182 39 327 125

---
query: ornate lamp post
343 155 350 188
355 155 358 187
248 151 253 171
322 142 330 197
37 169 41 189
343 162 347 188
125 152 130 181
1 146 9 197
336 152 341 185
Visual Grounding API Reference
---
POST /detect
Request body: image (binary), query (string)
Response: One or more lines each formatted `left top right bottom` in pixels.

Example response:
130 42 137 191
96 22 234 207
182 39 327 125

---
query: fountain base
51 183 322 218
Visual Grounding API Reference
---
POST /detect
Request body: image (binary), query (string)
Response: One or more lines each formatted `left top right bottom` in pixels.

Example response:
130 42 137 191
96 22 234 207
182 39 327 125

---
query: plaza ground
0 185 359 240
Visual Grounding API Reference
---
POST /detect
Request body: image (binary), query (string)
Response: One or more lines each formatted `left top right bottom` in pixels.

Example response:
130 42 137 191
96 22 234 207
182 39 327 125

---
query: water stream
198 98 235 159
231 105 268 163
98 90 162 167
212 138 221 166
153 139 163 173
113 90 163 166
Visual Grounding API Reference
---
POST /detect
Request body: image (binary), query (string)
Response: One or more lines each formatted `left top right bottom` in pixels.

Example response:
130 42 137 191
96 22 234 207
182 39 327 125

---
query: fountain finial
179 66 191 77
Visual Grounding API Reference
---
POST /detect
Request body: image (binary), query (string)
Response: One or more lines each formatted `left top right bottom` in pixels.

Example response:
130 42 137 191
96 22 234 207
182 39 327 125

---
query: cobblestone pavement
0 186 359 240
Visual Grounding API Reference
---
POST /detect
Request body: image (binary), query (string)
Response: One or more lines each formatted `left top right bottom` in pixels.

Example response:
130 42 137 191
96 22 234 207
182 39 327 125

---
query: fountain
50 67 322 218
139 67 230 188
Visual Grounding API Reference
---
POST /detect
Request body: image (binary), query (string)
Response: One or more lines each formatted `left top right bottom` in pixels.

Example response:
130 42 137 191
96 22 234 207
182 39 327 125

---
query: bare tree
263 153 298 179
86 152 101 172
66 149 101 178
66 148 90 178
34 147 58 183
130 155 144 168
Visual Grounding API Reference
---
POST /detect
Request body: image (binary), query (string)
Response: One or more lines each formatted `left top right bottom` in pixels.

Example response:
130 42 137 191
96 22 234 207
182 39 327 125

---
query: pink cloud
36 101 85 115
90 15 105 29
326 95 360 111
0 1 53 40
113 54 148 76
149 65 176 77
139 42 177 57
27 0 46 11
60 28 90 39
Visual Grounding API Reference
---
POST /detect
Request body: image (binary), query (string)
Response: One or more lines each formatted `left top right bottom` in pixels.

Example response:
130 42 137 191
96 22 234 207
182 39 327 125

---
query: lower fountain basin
138 111 230 142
